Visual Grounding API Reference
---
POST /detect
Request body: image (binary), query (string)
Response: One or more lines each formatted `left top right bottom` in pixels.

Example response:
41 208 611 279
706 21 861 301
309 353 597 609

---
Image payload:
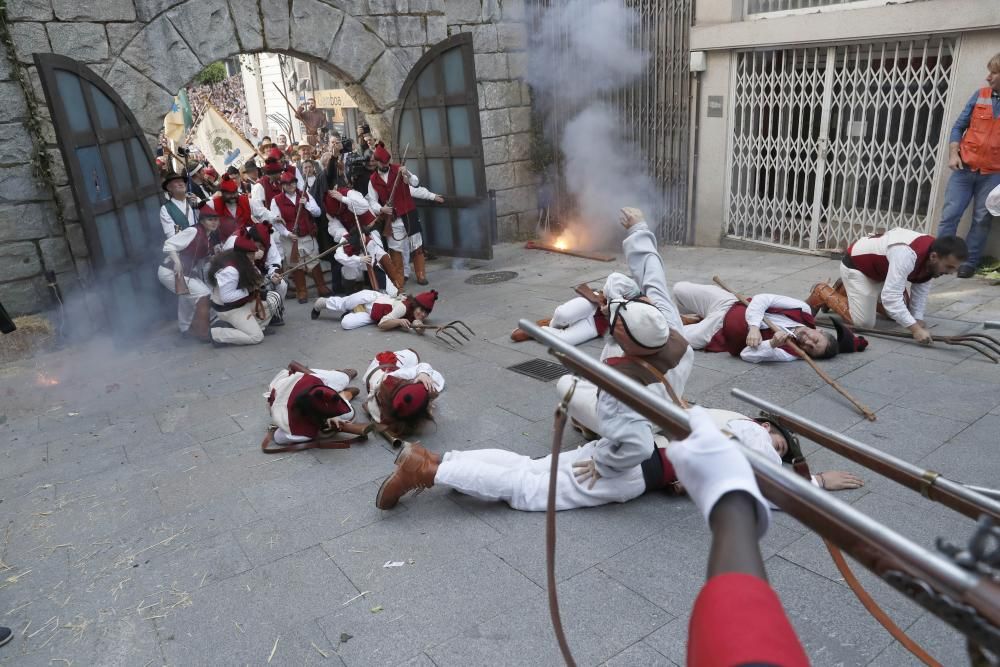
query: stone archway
0 0 537 316
101 0 427 142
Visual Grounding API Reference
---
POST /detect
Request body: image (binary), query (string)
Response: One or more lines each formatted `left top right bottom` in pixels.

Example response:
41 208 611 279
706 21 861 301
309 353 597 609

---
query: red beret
372 144 391 163
391 383 429 418
252 222 271 248
219 175 239 193
234 235 257 253
279 171 297 184
203 167 218 180
264 161 283 174
304 386 350 418
198 202 219 218
413 290 438 313
267 147 284 161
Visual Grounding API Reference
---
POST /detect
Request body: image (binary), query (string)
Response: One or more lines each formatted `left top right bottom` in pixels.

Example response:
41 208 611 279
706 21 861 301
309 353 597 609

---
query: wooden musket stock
518 319 1000 652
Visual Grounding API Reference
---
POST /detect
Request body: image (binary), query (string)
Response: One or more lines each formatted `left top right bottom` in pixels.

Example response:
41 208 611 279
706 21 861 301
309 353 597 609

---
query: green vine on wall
0 3 67 231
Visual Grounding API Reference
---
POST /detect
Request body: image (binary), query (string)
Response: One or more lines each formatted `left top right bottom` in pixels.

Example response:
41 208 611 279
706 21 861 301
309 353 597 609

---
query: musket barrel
518 319 1000 640
731 388 1000 522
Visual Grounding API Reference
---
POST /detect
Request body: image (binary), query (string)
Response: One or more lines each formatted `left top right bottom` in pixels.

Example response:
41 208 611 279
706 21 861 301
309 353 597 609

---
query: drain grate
465 270 518 285
506 358 569 382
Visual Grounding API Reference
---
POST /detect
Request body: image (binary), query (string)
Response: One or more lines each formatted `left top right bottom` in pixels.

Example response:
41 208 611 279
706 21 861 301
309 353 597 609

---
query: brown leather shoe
536 318 551 327
340 386 360 401
510 327 531 342
338 368 358 381
376 442 439 510
393 442 440 465
806 282 831 315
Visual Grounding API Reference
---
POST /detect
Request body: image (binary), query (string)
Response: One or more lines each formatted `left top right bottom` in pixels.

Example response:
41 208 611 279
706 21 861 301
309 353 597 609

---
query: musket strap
547 380 578 667
260 426 370 454
624 356 688 409
795 458 942 666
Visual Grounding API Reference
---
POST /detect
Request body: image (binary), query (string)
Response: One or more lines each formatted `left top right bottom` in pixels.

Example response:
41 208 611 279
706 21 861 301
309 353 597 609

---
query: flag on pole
163 94 187 143
191 105 256 173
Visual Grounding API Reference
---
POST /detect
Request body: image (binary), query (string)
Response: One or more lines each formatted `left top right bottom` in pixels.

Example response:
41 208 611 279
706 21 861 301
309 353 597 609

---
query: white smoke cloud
526 0 659 249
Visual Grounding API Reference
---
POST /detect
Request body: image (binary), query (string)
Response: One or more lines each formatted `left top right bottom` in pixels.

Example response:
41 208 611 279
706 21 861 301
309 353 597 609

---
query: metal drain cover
506 359 569 382
465 270 518 285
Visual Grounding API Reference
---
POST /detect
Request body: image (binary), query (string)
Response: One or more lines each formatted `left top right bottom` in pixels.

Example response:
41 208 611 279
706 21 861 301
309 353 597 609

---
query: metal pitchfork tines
413 320 476 348
820 319 1000 364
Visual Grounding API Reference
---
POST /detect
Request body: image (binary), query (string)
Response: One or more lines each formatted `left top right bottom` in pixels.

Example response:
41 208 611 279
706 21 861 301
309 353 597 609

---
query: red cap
264 161 283 174
279 171 297 184
304 386 349 418
372 143 391 163
252 222 271 248
218 174 239 193
198 202 220 218
267 147 284 162
203 166 218 180
234 235 257 253
413 290 438 313
391 383 429 418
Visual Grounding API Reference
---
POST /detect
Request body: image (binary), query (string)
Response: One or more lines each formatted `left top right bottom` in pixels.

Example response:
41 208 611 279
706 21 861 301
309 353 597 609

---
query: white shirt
213 266 249 304
365 171 439 217
739 293 813 364
269 191 322 237
726 418 821 491
882 245 931 328
159 197 197 238
328 189 373 241
249 181 279 224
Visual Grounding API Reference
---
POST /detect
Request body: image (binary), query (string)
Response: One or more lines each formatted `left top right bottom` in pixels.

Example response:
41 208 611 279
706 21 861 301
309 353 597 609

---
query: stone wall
0 0 538 317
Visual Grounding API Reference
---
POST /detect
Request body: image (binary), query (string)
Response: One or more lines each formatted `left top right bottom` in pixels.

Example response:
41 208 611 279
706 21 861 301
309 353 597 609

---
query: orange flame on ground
36 372 59 387
553 236 569 250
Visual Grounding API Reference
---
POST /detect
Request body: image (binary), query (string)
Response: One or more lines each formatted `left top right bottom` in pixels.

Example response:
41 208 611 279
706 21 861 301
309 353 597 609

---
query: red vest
370 302 394 323
325 188 376 229
705 301 814 357
273 191 317 237
369 166 416 217
211 195 253 242
262 177 282 207
847 230 935 284
277 375 350 439
178 225 212 274
959 87 1000 174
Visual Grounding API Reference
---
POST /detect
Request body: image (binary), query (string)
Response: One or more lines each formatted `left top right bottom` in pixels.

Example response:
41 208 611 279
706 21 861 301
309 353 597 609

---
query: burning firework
36 372 59 386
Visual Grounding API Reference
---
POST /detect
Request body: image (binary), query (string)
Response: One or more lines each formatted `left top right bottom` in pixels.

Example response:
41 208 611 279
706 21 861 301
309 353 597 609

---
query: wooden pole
712 275 878 422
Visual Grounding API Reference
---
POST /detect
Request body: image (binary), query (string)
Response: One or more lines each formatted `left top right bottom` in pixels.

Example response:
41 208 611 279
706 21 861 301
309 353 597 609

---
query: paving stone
156 547 356 665
917 414 1000 488
868 612 969 666
893 373 1000 423
604 640 678 666
837 353 953 399
426 568 670 666
317 548 537 666
322 495 502 592
841 403 969 471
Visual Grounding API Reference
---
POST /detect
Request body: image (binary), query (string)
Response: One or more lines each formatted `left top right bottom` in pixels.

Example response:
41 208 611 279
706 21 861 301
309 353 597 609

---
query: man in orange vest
938 53 1000 278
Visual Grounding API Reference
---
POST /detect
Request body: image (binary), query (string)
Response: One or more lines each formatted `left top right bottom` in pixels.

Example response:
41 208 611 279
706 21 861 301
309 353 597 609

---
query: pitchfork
412 320 476 348
819 318 1000 364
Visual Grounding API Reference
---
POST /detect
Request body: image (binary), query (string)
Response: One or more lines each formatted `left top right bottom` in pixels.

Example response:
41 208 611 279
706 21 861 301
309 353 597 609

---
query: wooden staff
280 240 345 274
712 275 878 422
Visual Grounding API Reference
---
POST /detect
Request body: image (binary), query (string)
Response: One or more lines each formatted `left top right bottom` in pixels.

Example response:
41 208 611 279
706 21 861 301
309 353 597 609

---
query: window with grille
745 0 923 17
726 38 955 253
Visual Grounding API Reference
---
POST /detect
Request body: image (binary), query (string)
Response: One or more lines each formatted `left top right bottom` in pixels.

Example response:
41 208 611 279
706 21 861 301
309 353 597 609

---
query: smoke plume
526 0 659 249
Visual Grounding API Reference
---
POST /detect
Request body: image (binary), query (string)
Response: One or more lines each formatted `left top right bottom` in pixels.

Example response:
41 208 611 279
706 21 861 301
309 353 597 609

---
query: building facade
688 0 1000 259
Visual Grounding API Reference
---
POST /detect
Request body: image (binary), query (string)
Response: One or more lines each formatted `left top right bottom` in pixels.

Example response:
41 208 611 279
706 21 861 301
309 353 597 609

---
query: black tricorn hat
831 315 868 353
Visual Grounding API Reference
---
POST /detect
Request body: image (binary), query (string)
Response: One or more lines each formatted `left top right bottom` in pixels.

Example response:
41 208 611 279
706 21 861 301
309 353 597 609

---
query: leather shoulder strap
624 355 687 408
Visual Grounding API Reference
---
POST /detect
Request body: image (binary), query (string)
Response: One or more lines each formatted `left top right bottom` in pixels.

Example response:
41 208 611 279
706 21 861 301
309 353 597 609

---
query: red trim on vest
593 310 610 336
211 195 253 243
688 572 809 667
959 86 1000 174
370 302 394 323
847 234 935 284
274 191 317 237
369 165 416 217
178 225 211 274
705 301 815 357
262 177 282 208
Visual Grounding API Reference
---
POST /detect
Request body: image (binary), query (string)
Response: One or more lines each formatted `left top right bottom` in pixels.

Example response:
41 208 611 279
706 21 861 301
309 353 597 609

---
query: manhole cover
465 271 518 285
506 359 569 382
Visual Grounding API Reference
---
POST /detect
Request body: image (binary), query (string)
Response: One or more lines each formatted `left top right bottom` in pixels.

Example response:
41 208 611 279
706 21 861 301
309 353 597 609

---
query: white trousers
556 347 694 436
672 281 738 349
158 266 211 332
274 368 354 444
319 289 380 330
541 296 599 346
839 263 880 328
280 235 319 270
435 441 645 511
211 299 274 345
387 222 422 278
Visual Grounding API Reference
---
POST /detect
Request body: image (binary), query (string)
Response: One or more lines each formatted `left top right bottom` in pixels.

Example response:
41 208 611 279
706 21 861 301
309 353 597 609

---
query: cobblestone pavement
2 242 998 666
